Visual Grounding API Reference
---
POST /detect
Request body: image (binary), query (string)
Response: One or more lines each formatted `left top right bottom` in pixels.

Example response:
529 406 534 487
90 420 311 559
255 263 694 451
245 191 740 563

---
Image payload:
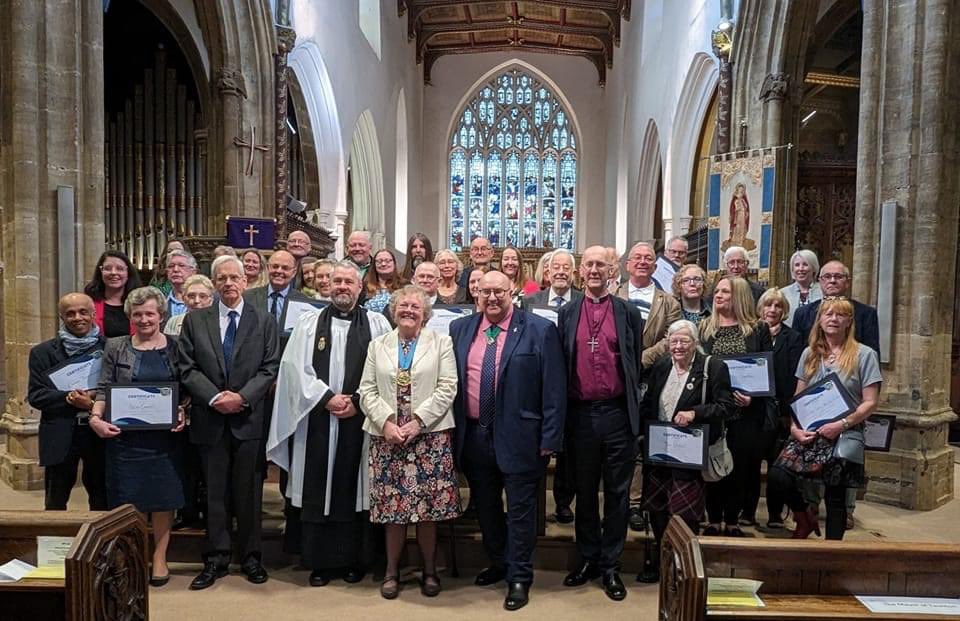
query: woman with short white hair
779 249 821 327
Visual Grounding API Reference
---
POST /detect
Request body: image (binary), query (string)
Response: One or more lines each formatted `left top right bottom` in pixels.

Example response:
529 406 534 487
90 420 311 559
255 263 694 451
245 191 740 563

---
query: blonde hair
701 277 757 341
672 264 706 299
805 297 858 380
757 287 790 324
534 251 554 287
434 248 464 281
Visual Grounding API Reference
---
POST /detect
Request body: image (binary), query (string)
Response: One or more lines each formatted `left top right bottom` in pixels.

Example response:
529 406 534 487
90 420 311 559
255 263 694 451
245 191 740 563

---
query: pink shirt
466 304 515 420
571 295 626 401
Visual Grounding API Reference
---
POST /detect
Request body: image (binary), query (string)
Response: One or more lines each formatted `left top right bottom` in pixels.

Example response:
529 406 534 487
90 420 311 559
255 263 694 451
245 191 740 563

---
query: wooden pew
0 505 149 621
660 516 960 621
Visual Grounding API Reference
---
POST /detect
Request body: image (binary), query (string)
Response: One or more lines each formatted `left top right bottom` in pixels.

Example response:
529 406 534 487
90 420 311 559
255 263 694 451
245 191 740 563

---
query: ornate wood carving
758 72 791 102
712 29 733 154
274 24 297 241
795 159 856 266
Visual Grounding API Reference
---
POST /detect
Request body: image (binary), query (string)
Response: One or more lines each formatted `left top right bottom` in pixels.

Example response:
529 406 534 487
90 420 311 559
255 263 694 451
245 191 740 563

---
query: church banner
707 153 776 283
226 216 276 250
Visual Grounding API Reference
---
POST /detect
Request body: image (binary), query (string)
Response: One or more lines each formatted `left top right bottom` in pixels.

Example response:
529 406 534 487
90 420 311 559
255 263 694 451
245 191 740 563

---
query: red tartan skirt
640 465 706 523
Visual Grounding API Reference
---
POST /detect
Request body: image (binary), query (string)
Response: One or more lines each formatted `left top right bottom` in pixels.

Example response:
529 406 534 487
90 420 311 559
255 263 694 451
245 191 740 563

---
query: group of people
28 229 882 611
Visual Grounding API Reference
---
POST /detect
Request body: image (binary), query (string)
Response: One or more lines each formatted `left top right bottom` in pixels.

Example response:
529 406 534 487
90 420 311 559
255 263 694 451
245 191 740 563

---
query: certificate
790 373 857 431
105 383 178 430
855 596 960 615
720 352 774 396
47 352 103 392
652 256 677 290
864 414 896 452
427 305 474 336
644 422 709 470
284 299 328 332
528 306 558 326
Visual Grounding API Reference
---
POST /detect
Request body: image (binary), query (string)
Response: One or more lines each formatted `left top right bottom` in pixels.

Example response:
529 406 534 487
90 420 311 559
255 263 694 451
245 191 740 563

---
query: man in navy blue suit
558 246 645 601
792 260 880 355
450 270 566 612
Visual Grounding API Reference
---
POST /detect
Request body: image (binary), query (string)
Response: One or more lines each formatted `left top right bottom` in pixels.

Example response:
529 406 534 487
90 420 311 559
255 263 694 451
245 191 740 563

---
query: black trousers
768 466 848 540
552 453 575 509
706 418 763 525
44 423 107 511
461 420 544 585
199 430 263 564
569 399 634 572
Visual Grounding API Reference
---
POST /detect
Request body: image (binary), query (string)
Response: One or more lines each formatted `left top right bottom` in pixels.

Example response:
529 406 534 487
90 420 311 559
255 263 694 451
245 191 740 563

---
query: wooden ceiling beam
424 45 607 85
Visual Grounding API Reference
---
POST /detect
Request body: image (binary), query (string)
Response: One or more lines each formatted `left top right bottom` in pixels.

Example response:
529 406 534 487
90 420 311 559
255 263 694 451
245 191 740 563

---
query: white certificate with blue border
790 373 857 431
644 422 709 470
427 305 474 336
106 383 178 430
721 352 775 396
48 352 103 392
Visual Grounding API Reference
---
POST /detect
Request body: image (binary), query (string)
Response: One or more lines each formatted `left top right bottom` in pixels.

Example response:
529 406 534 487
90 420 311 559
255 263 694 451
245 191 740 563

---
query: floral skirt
369 430 462 524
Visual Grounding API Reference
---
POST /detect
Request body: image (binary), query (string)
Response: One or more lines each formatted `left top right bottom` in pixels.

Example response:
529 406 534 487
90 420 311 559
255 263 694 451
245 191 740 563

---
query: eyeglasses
681 277 704 284
100 265 128 274
820 273 848 281
479 288 509 298
669 337 694 345
374 259 395 266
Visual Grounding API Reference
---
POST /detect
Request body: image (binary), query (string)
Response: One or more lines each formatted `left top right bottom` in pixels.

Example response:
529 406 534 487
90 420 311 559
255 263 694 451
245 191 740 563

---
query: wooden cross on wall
233 124 270 176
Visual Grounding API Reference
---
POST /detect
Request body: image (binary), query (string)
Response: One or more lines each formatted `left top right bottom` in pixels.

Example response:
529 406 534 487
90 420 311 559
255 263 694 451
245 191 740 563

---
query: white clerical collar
584 291 609 303
219 298 244 317
549 288 572 303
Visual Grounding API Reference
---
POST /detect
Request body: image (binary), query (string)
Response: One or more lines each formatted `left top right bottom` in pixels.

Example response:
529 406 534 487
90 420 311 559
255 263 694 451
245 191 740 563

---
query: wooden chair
660 515 960 620
0 505 149 621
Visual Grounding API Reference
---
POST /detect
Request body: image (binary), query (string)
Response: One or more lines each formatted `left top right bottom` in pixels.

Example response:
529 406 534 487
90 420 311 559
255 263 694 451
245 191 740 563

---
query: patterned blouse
710 324 747 355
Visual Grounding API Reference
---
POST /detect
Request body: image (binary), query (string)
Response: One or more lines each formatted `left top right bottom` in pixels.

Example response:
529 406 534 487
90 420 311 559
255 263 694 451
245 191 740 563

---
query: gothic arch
441 58 584 249
634 119 663 241
288 41 347 241
349 109 386 249
395 88 409 247
665 52 719 236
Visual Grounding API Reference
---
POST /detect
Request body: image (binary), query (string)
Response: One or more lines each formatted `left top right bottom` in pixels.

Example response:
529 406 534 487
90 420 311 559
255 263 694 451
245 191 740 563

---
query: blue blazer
792 298 880 356
450 309 567 475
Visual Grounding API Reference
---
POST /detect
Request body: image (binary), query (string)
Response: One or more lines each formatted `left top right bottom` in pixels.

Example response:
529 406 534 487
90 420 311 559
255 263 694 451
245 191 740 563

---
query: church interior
1 0 959 618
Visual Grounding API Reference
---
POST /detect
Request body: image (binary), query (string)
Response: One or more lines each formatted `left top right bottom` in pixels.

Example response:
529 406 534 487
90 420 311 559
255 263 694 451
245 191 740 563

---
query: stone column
0 0 105 489
854 0 960 509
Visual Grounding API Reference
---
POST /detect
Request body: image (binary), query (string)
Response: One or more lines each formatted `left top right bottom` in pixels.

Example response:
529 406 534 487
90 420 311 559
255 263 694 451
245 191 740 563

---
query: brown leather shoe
380 575 400 600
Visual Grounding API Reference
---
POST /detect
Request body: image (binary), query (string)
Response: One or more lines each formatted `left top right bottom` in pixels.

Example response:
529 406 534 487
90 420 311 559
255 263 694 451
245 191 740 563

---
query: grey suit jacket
178 303 280 445
525 287 583 309
244 285 314 350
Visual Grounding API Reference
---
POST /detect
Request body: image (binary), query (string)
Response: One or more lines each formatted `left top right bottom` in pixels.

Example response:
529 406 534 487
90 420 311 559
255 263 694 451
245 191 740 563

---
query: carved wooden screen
104 5 206 270
795 162 856 268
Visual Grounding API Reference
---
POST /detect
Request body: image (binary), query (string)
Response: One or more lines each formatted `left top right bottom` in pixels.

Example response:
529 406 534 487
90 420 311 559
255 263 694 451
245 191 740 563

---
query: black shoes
149 574 170 587
241 557 269 584
603 572 627 601
562 561 602 587
189 562 228 590
475 565 507 586
628 507 648 532
504 582 530 611
555 505 575 524
309 570 330 587
343 568 366 583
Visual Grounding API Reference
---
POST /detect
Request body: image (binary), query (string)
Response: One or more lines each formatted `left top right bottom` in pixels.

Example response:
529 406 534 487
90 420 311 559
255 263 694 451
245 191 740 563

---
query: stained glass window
448 68 578 250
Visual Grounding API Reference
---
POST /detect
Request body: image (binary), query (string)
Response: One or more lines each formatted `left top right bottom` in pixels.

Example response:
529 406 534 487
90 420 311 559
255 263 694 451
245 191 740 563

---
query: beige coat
615 281 681 368
359 327 458 436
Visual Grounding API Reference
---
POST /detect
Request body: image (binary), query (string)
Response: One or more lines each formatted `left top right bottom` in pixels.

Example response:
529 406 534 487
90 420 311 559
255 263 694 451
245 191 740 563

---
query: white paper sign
284 300 328 332
529 307 559 326
37 536 74 567
652 256 677 290
48 353 102 392
855 596 960 615
0 559 36 582
427 307 474 336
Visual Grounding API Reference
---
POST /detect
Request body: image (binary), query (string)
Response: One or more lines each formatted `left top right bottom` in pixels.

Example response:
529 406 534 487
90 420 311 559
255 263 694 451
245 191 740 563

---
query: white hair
790 249 820 279
724 245 748 263
629 241 657 256
666 236 689 249
550 248 576 271
166 249 198 270
211 254 243 279
667 319 700 344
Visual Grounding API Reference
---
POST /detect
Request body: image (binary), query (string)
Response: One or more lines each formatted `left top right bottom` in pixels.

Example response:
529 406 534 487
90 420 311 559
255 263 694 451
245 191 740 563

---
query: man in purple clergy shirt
557 246 645 601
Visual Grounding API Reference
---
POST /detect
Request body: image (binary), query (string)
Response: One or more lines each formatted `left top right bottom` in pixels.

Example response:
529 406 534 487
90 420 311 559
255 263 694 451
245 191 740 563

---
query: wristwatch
841 417 850 431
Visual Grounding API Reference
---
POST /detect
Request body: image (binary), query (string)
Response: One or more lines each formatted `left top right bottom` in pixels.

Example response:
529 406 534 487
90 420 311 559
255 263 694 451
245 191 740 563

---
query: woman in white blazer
780 249 822 327
359 285 461 599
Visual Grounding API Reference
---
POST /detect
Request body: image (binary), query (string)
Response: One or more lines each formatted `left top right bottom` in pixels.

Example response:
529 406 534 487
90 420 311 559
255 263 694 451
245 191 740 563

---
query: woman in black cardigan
757 288 805 528
699 276 773 536
638 319 735 582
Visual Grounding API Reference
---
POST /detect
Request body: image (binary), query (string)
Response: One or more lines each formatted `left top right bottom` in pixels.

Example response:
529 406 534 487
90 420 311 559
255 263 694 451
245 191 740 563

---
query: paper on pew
37 535 74 567
25 565 66 580
707 577 765 607
856 596 960 615
0 559 36 582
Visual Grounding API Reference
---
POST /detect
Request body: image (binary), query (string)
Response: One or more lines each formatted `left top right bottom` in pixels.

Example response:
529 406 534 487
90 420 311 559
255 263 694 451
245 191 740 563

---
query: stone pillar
0 0 105 489
854 0 960 509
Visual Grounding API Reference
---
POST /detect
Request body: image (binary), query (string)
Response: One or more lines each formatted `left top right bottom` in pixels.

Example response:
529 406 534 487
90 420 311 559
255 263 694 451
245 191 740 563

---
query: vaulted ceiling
398 0 632 85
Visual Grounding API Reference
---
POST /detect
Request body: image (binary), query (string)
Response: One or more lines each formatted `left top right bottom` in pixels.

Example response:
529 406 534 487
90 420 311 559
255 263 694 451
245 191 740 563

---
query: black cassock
283 306 378 571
